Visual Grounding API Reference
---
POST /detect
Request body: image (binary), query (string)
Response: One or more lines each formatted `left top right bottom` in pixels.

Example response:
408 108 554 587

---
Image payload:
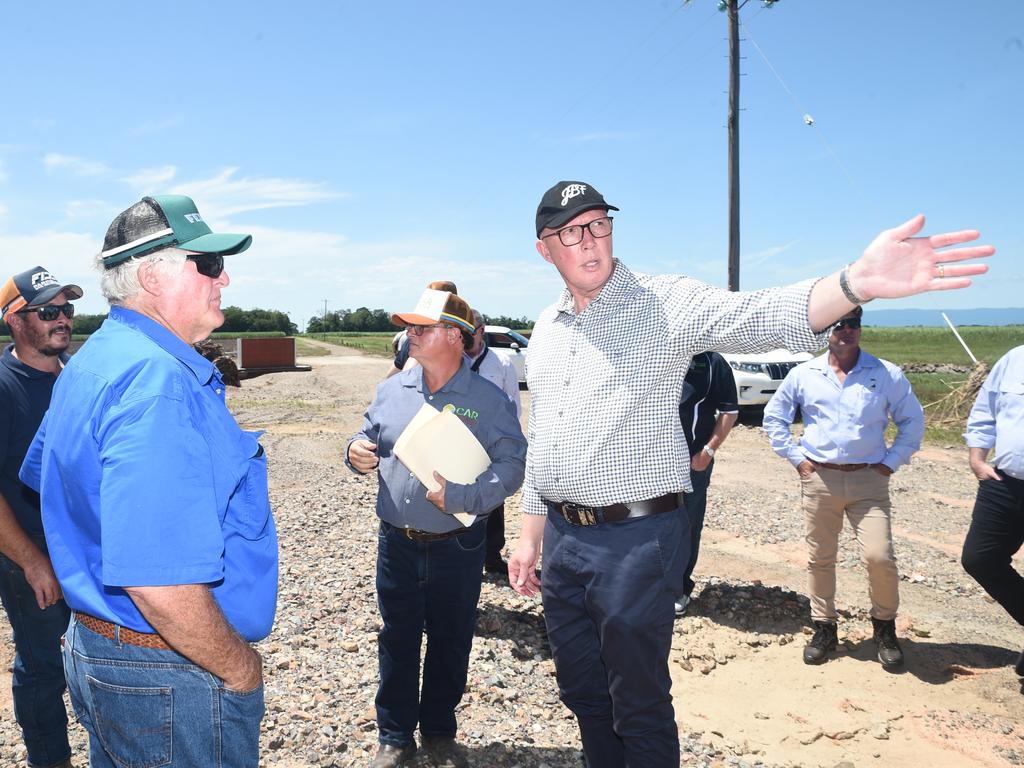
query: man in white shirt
465 310 522 573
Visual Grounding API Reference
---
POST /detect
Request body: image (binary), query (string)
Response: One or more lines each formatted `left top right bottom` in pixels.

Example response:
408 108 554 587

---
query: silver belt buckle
564 503 598 526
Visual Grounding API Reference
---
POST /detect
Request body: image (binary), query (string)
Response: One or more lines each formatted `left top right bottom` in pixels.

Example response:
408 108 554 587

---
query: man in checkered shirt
507 180 994 768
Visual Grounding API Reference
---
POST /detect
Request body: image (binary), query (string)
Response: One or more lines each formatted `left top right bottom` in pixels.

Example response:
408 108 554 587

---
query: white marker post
941 312 978 365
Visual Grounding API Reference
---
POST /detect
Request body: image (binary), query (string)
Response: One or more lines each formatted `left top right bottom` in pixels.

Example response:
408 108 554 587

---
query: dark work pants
0 538 71 768
485 503 505 565
375 520 487 747
541 507 687 768
681 460 714 598
962 472 1024 626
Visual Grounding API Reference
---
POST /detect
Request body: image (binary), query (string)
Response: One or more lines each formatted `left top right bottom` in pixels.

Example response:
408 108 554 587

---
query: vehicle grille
764 362 800 380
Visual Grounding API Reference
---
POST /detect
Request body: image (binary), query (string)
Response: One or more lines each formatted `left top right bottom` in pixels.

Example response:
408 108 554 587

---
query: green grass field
303 332 395 357
860 325 1024 366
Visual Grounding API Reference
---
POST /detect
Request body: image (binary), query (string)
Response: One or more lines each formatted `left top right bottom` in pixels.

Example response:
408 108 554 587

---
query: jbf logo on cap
184 213 204 224
31 271 58 290
560 184 587 207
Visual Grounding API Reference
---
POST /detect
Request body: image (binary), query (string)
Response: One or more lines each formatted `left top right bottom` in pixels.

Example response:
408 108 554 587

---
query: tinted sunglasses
186 253 225 279
18 303 75 321
832 317 862 331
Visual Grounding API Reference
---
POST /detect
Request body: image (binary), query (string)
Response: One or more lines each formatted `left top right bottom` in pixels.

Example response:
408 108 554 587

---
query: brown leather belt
814 462 871 472
77 612 173 651
545 493 681 526
384 521 475 543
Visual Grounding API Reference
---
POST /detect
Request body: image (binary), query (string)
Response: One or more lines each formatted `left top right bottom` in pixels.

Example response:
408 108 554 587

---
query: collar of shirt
807 348 881 384
400 356 473 396
1 344 63 380
107 306 218 387
554 259 636 317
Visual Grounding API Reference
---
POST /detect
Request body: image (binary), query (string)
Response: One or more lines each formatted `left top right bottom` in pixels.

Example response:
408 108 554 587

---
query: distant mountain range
863 308 1024 327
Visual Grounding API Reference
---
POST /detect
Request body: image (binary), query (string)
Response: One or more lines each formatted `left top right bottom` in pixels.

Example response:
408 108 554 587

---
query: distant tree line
305 308 532 333
23 306 298 337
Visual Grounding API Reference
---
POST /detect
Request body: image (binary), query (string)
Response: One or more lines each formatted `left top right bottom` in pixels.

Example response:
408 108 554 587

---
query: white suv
721 349 812 407
483 326 529 386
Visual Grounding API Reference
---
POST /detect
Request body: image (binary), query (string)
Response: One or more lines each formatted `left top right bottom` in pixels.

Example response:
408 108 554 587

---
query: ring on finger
936 263 946 279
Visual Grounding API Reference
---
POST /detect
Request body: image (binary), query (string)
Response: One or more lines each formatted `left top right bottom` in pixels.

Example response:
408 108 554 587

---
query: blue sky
1 1 1020 329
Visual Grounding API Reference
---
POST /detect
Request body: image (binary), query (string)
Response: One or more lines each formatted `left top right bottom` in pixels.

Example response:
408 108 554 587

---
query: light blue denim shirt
347 359 526 533
763 349 924 471
964 345 1024 480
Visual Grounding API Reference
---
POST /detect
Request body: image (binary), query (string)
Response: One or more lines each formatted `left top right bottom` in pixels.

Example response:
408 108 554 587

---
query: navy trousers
681 460 714 598
0 539 71 768
962 472 1024 626
541 507 688 768
375 519 488 747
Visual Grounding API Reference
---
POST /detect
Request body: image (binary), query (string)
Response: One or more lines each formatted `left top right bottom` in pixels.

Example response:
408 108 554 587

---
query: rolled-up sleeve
763 377 805 467
883 371 924 470
964 362 1001 450
444 396 526 515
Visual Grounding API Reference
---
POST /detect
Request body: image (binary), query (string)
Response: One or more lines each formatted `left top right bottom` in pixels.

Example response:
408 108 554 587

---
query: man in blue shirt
961 345 1024 678
0 266 82 768
764 306 924 668
676 351 739 616
20 196 278 767
348 289 526 768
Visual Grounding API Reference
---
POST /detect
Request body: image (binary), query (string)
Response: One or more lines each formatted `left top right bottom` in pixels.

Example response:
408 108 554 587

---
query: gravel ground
1 344 1022 767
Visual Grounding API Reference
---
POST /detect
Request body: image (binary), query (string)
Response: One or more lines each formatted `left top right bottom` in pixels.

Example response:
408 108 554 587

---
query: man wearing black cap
20 196 278 767
508 180 994 767
0 267 81 768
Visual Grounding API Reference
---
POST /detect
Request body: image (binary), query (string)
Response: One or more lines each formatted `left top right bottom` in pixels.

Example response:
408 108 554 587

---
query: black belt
544 493 680 526
383 521 475 542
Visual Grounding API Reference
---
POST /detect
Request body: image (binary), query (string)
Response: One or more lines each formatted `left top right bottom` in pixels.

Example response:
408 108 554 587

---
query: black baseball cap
1 267 83 319
535 181 619 237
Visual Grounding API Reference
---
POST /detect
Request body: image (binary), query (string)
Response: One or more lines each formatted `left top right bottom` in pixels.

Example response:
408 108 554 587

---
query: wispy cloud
120 166 178 191
0 231 101 307
0 202 9 218
168 167 344 218
567 131 632 143
43 153 111 177
0 159 8 184
744 240 799 267
65 199 118 222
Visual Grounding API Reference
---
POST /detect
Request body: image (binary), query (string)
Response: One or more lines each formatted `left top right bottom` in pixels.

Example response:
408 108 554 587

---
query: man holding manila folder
346 287 527 768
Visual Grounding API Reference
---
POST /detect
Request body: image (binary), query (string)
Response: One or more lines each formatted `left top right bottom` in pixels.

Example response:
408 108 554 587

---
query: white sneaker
674 595 691 616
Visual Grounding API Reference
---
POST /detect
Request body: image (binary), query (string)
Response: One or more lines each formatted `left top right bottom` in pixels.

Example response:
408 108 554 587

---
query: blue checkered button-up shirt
521 260 827 516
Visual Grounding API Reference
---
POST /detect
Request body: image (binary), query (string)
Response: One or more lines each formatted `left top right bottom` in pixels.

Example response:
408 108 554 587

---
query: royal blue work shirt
0 344 61 536
763 349 924 471
347 359 526 533
19 307 278 640
964 345 1024 481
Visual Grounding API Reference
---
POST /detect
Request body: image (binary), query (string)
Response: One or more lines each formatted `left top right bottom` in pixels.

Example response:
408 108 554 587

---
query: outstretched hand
850 215 994 301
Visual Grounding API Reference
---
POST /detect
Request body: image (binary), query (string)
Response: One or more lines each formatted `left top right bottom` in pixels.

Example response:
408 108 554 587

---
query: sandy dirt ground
1 340 1022 767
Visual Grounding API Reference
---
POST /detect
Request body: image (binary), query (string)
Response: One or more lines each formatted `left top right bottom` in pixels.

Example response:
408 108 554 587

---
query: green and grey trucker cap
99 195 252 269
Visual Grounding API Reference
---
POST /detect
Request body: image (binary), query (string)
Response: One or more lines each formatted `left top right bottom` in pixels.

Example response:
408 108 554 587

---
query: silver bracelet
839 263 868 305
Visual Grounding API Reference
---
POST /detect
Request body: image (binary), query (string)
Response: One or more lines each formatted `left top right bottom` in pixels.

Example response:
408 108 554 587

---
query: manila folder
393 404 491 527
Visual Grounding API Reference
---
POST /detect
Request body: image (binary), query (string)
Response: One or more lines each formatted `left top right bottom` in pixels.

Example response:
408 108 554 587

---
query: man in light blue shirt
764 306 924 669
347 289 526 768
961 345 1024 678
20 195 277 767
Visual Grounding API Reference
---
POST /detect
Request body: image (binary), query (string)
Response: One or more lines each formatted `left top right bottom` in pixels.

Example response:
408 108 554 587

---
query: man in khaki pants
763 306 924 669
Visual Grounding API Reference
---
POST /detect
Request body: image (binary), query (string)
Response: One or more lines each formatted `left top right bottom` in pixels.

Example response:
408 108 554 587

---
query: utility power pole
726 0 741 291
322 299 330 340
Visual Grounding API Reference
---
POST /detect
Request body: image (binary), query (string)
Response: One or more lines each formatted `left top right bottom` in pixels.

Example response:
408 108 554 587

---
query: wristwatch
702 445 716 458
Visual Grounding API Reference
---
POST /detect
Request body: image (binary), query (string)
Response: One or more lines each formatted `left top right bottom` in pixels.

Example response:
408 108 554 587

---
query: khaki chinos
801 466 899 622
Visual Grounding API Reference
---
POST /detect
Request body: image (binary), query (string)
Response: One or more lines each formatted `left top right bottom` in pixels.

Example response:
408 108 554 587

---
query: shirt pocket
227 429 272 540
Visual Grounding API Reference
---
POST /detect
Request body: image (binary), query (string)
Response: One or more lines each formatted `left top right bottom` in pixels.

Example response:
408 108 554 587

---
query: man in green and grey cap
21 195 278 767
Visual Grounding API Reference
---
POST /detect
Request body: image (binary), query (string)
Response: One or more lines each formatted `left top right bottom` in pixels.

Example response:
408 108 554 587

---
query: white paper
393 404 491 527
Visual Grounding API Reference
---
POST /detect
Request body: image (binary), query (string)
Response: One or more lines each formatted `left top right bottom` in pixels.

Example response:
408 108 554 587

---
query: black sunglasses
187 253 225 279
832 317 862 331
18 304 75 321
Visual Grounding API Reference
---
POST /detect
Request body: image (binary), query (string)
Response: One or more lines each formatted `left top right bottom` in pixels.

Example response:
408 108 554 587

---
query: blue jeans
63 614 265 767
375 520 487 747
0 540 71 768
682 460 714 597
542 507 687 768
